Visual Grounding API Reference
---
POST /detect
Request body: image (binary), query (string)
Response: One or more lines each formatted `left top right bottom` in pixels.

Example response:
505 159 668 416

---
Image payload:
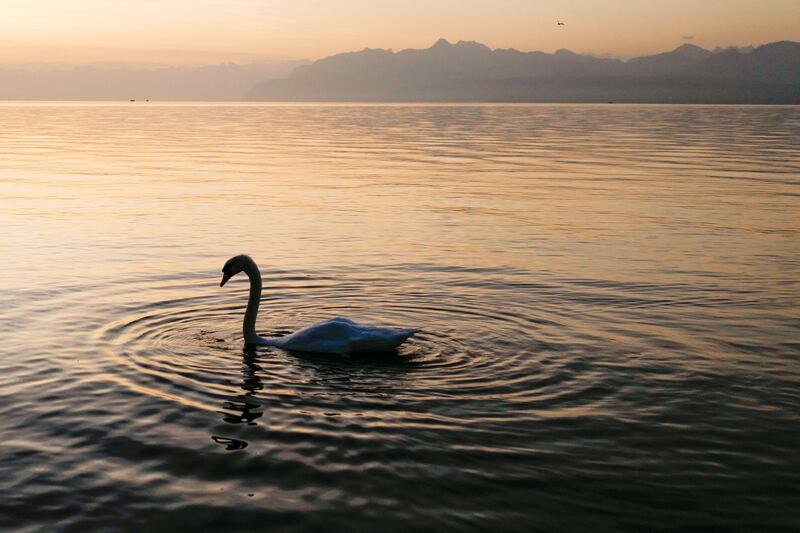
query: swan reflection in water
221 347 264 425
212 347 263 451
210 334 418 451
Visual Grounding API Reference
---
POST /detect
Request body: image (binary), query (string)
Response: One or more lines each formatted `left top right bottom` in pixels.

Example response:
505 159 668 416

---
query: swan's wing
276 319 364 354
276 320 417 355
348 327 418 354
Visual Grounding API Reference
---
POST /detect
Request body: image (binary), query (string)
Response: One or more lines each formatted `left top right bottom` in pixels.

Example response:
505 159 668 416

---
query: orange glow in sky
1 0 799 65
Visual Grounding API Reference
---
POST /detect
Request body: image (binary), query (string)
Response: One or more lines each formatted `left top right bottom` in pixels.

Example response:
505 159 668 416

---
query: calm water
1 103 799 532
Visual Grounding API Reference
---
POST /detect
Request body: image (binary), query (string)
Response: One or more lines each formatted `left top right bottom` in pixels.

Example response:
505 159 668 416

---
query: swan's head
220 254 252 287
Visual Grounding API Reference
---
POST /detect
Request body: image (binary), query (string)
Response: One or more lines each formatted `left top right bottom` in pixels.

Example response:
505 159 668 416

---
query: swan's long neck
242 258 263 345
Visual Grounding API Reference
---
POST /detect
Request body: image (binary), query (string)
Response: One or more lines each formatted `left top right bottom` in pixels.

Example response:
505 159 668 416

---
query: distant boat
130 99 135 102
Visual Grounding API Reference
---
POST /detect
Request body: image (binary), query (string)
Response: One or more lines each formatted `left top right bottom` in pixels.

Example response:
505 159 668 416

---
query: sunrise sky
2 0 799 65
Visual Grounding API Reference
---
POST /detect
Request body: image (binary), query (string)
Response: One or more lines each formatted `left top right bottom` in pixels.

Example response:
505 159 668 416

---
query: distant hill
0 61 304 101
626 44 712 76
688 41 800 84
249 39 800 103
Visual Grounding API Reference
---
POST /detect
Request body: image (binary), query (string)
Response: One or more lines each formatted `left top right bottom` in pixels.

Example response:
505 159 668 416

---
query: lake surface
1 103 798 532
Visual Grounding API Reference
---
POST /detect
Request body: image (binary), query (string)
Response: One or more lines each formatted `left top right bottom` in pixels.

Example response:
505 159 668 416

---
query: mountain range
0 61 302 101
249 39 800 104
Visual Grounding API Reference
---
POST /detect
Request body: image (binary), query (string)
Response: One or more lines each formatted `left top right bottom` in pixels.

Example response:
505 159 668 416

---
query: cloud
682 35 695 41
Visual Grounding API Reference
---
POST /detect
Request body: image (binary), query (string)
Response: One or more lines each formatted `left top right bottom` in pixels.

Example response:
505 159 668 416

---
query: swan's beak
220 273 232 287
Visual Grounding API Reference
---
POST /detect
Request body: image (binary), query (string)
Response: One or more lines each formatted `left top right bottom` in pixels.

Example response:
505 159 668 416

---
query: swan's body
220 255 417 355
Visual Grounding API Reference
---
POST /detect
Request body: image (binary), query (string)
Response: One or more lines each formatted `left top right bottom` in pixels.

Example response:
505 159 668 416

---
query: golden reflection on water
2 103 798 288
1 103 799 531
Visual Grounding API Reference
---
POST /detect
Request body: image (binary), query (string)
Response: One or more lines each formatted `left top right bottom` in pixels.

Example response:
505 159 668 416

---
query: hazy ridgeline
2 40 798 103
251 39 800 103
0 61 303 101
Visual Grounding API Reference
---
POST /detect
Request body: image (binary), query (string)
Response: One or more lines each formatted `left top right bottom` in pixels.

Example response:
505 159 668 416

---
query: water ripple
1 104 799 531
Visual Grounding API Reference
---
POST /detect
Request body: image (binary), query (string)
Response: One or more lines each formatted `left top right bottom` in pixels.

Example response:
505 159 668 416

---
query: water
1 103 799 532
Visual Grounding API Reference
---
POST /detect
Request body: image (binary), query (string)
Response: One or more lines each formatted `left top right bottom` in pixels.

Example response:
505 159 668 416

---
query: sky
1 0 799 65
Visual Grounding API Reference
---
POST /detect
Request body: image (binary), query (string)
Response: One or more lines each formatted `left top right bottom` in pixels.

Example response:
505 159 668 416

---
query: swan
219 255 417 355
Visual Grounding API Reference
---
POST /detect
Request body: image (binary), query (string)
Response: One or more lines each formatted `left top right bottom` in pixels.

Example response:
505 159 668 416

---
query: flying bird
557 20 566 26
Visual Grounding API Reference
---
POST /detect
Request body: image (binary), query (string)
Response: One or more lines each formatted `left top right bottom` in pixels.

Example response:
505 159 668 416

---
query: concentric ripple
69 262 799 533
92 268 633 436
2 103 799 532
